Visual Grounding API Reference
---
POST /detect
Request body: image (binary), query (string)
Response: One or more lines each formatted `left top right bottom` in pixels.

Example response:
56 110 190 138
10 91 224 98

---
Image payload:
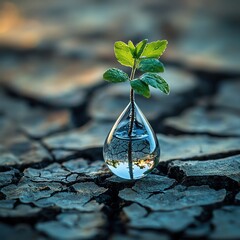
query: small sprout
103 39 170 97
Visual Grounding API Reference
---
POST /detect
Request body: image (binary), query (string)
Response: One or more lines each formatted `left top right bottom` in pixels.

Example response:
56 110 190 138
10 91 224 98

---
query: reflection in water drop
103 102 160 180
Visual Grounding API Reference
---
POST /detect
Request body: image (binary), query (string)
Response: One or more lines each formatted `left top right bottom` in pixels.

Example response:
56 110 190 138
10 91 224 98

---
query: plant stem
128 60 136 136
128 60 136 180
127 141 133 179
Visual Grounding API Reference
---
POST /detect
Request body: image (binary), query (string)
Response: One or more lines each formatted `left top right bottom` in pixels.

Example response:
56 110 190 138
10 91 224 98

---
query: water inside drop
103 102 160 180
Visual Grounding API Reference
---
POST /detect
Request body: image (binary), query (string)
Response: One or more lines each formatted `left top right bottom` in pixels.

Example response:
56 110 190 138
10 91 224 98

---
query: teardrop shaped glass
103 101 160 180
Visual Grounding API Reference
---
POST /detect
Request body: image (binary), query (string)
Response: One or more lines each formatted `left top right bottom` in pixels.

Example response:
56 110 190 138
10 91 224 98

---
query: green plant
103 39 169 136
103 39 170 98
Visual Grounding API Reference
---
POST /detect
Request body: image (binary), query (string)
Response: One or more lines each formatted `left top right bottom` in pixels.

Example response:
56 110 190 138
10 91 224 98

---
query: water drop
103 101 160 180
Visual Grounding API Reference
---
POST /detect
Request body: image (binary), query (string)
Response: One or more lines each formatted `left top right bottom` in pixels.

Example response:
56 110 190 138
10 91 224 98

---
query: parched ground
0 1 240 239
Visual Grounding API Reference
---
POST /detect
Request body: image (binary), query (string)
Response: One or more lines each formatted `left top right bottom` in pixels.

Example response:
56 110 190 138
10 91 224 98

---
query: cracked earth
0 0 240 239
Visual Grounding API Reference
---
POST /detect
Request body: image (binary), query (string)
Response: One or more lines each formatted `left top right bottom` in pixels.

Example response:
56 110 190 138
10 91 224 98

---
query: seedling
103 39 170 98
102 39 170 180
103 39 169 136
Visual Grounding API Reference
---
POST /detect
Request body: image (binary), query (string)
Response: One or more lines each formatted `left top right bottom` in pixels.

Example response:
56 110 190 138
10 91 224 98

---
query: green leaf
140 73 170 94
114 41 134 67
135 39 148 58
141 40 168 58
138 58 164 73
130 79 150 98
103 68 129 83
128 40 136 57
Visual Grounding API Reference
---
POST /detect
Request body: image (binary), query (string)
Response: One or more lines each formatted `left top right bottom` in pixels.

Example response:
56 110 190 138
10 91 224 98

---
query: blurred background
0 0 239 136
